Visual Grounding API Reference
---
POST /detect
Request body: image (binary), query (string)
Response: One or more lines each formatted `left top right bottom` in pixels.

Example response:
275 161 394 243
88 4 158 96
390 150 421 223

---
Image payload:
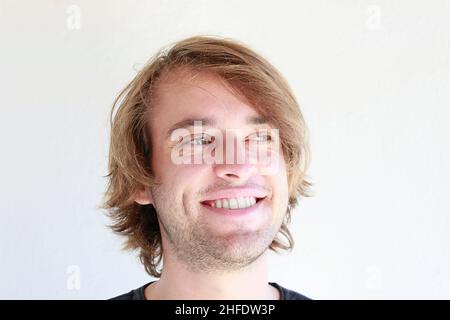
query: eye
247 131 273 143
189 133 215 146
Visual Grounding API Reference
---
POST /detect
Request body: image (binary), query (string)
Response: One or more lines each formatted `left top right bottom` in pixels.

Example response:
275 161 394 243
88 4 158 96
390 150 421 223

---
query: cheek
170 164 205 182
274 176 289 205
155 160 206 201
273 157 290 208
152 144 197 181
151 142 209 208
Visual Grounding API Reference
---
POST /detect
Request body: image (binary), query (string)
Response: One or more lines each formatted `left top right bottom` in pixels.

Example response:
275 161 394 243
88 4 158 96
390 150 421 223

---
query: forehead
150 70 262 129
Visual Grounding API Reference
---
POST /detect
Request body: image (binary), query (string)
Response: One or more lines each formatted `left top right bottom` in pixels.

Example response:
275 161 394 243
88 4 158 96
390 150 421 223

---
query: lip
200 196 266 217
200 187 269 202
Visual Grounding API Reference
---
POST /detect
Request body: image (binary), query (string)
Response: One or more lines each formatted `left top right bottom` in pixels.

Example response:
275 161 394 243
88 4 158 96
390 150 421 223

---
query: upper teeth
210 197 257 209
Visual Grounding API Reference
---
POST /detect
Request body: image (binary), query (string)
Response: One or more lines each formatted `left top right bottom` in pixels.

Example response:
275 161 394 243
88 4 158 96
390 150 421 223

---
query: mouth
201 197 267 218
201 196 265 210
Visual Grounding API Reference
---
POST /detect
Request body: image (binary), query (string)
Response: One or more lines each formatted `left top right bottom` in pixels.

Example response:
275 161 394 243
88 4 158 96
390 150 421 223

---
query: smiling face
136 69 289 273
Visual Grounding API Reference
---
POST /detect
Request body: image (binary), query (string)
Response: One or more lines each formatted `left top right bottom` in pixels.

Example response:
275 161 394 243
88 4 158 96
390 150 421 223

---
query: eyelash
247 132 273 143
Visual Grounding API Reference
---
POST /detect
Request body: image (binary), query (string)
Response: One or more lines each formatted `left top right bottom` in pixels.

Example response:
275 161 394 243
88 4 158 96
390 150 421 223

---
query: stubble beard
151 184 284 274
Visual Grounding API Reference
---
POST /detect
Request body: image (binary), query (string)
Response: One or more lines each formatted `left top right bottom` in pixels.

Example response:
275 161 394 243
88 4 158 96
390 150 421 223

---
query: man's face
142 71 289 272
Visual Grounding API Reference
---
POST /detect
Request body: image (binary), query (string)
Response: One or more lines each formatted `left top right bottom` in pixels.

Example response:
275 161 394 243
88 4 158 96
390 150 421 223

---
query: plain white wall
1 0 449 299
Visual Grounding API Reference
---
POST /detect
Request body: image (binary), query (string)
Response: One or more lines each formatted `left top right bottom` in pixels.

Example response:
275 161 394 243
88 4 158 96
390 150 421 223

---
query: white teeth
222 198 229 209
210 197 258 209
237 197 246 208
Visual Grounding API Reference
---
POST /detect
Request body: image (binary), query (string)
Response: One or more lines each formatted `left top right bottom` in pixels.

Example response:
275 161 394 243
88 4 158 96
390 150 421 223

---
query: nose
211 132 258 183
213 163 257 183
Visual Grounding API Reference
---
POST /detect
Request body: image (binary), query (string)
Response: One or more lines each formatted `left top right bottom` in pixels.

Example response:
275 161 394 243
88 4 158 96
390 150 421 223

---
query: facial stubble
150 183 284 274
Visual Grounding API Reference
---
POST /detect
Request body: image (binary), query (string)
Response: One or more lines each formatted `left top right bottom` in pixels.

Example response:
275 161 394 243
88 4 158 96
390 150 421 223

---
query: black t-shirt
111 281 310 300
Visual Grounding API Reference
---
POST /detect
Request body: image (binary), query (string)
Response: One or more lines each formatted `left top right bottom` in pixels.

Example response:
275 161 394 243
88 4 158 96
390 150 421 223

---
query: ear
134 187 153 205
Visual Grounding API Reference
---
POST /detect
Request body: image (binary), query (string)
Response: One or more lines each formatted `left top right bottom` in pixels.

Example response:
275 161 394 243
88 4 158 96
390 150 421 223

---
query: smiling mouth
201 197 265 210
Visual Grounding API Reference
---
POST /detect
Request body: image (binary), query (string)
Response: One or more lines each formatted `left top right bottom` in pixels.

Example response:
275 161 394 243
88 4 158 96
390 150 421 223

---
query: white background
1 0 449 299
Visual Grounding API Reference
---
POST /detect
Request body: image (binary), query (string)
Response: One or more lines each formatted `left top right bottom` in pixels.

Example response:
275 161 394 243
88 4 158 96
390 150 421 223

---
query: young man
104 36 312 300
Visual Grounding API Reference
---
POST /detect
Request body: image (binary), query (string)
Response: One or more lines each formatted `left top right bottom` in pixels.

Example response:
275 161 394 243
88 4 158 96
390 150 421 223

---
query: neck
145 250 279 300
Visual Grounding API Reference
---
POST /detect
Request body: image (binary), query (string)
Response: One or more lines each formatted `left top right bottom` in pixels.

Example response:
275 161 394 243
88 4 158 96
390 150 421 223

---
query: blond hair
103 35 313 277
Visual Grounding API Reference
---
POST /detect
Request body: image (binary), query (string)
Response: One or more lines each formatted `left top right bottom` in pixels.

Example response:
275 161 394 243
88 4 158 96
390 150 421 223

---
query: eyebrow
166 115 268 139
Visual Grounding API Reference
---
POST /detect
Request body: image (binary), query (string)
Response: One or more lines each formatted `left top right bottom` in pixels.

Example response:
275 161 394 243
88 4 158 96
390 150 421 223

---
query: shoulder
109 282 153 300
269 282 312 300
110 281 310 300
